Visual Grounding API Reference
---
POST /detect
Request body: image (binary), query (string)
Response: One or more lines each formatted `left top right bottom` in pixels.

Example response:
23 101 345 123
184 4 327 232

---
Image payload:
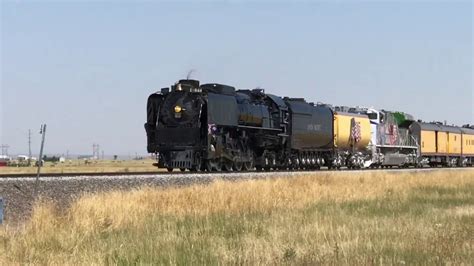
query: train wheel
243 160 254 171
214 161 222 172
206 159 222 172
242 152 254 171
222 161 233 172
233 161 243 171
167 167 173 172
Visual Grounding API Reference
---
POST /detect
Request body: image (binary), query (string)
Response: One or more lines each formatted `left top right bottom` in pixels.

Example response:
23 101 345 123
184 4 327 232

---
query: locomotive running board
376 145 418 149
237 125 282 131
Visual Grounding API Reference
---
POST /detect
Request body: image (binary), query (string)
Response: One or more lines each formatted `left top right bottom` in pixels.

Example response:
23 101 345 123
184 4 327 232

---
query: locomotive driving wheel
240 142 254 171
233 161 243 171
243 156 254 171
214 160 222 171
222 159 233 172
205 159 222 172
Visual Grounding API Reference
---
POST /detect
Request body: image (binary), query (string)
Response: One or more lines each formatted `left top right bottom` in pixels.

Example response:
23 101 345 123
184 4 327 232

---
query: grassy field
1 169 473 265
0 159 159 174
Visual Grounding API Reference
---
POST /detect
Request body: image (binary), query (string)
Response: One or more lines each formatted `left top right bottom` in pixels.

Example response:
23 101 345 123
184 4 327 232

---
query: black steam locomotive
145 79 337 172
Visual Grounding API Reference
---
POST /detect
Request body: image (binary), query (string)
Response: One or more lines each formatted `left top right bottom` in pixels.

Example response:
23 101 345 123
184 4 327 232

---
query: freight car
410 122 474 167
145 79 472 171
460 126 474 166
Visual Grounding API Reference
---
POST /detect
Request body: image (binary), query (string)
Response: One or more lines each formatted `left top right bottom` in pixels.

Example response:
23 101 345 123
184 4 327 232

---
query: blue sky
1 1 472 156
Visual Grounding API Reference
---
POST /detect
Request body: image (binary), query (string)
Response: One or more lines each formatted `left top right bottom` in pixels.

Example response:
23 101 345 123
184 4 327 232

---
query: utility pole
92 143 100 159
28 129 32 166
0 144 9 156
34 124 47 198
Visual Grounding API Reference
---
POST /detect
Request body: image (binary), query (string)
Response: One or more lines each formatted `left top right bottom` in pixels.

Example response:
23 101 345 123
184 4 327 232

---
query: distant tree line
42 155 60 162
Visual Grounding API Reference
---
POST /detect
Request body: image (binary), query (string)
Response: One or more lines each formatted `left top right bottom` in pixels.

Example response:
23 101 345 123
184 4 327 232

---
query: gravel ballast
0 172 306 225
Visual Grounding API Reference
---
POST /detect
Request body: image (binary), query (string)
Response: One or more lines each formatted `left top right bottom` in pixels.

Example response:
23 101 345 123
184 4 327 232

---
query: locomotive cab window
367 113 378 120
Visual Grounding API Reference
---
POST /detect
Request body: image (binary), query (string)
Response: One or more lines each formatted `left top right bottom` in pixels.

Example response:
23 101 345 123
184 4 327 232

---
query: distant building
0 155 11 167
0 155 11 162
17 155 29 161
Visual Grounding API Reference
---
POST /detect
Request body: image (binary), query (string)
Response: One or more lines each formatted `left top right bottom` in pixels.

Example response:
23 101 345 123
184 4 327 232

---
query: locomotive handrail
237 125 282 131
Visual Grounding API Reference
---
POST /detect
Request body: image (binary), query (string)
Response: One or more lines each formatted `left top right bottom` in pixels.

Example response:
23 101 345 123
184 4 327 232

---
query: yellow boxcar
333 112 371 150
448 133 462 155
437 131 448 154
411 122 466 158
461 129 474 156
420 130 436 154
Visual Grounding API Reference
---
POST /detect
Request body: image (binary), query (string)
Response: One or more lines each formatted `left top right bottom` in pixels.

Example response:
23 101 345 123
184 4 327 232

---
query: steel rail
0 166 472 179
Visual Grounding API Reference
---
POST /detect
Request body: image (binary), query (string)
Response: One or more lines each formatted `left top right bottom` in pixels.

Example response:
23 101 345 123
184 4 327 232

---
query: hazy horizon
1 1 473 156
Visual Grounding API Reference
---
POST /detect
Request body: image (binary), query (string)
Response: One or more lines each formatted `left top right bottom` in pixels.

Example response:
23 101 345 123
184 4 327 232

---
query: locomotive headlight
174 105 182 113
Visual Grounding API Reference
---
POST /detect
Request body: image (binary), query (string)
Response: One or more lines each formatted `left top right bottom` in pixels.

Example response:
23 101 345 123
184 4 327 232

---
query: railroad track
0 171 162 179
0 166 471 180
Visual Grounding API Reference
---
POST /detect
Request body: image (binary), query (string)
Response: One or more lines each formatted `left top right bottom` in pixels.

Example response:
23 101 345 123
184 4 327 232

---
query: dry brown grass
68 169 472 223
0 159 160 174
1 169 473 265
